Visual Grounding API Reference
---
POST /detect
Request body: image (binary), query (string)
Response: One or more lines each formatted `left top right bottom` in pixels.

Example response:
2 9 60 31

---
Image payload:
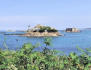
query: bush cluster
0 38 91 70
33 26 58 33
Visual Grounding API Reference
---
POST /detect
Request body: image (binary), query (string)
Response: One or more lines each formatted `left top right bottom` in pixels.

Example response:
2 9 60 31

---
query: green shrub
0 38 91 70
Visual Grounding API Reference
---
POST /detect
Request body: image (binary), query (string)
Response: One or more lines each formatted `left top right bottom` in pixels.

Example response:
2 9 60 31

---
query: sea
0 29 91 55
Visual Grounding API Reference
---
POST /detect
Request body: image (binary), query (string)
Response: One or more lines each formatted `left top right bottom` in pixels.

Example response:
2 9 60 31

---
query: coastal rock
22 24 62 37
21 32 62 37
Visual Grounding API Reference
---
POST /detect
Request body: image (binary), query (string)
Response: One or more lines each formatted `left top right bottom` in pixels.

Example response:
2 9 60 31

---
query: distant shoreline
4 32 63 37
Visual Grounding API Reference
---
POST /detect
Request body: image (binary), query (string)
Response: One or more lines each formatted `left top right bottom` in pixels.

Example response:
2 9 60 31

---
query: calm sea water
0 29 91 55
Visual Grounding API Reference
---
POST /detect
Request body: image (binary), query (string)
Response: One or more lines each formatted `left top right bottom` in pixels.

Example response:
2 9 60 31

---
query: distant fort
66 28 80 32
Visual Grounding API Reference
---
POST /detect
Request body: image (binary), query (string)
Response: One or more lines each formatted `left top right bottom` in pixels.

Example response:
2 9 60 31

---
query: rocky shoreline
4 25 80 37
21 32 62 37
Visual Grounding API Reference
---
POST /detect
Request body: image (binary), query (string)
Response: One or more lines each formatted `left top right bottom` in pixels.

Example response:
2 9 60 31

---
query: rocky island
21 24 62 37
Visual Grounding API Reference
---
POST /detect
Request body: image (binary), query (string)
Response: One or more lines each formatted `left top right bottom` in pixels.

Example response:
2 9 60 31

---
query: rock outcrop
21 24 62 37
21 32 62 37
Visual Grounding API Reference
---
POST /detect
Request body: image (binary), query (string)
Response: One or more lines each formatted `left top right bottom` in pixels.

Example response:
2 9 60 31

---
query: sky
0 0 91 30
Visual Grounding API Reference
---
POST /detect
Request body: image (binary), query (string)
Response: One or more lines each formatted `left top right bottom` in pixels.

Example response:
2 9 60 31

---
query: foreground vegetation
0 38 91 70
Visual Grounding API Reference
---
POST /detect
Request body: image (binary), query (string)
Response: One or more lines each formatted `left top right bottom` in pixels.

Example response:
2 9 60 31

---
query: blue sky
0 0 91 30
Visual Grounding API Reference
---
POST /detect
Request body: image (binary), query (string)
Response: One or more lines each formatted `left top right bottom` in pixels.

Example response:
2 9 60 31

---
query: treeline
33 26 58 32
0 38 91 70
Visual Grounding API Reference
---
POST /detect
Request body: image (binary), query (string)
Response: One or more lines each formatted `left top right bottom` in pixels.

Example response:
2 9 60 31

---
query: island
65 28 80 32
21 24 62 37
